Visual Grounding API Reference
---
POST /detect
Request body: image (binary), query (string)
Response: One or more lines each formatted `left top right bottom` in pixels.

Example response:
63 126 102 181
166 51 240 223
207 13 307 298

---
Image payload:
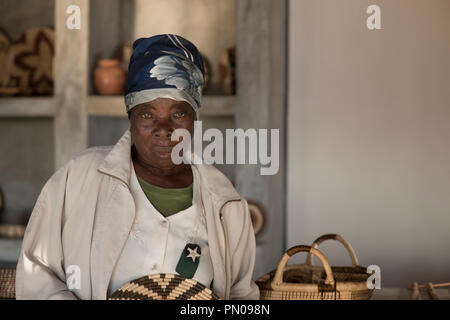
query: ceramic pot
201 53 210 92
0 187 3 217
94 59 125 95
218 47 236 95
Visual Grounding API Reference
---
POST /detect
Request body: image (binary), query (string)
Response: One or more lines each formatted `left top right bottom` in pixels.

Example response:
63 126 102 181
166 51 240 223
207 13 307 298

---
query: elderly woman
15 35 259 300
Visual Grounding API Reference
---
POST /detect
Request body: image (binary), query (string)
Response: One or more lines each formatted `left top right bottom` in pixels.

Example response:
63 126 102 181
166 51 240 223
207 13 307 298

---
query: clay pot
201 53 210 92
94 59 125 95
218 47 236 95
0 187 3 217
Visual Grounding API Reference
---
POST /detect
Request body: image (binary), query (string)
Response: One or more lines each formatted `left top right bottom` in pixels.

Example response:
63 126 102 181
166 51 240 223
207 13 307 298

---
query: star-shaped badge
186 246 201 262
176 243 202 279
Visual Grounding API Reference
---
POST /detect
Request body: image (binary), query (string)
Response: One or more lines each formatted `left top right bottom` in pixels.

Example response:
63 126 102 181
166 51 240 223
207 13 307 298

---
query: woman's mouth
151 146 173 159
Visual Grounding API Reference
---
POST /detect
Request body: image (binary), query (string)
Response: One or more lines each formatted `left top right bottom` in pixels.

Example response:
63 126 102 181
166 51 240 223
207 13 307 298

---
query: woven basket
108 273 219 300
256 234 373 300
0 268 16 299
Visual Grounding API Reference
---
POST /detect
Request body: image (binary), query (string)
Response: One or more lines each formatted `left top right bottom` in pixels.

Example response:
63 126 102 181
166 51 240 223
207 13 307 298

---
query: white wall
288 0 450 287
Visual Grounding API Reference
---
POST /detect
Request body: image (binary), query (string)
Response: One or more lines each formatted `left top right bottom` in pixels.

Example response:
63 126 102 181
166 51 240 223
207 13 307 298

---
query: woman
15 35 259 300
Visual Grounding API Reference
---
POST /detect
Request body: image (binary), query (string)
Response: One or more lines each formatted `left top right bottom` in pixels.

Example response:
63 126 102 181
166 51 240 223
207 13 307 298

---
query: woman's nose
152 120 173 138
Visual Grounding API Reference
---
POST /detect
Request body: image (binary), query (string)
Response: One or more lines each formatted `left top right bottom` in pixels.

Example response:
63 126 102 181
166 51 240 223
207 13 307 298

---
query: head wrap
125 34 205 118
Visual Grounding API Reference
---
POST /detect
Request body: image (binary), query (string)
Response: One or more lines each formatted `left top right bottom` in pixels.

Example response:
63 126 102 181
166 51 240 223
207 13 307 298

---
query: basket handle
272 245 335 288
306 234 359 267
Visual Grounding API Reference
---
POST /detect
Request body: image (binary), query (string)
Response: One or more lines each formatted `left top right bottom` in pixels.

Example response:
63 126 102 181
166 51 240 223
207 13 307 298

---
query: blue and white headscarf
125 34 205 118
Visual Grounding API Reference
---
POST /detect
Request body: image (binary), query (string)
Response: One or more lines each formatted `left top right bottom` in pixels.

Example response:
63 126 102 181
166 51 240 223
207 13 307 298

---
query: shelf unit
0 0 287 278
0 0 237 168
0 95 235 118
0 97 55 117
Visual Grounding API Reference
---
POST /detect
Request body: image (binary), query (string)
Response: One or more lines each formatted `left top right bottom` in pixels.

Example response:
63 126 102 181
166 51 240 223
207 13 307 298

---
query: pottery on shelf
121 44 133 72
0 187 3 217
218 46 236 95
94 59 126 95
201 53 210 92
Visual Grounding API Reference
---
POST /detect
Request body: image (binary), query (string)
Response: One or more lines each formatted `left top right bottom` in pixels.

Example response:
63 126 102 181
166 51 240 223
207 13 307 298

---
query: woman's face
130 97 195 170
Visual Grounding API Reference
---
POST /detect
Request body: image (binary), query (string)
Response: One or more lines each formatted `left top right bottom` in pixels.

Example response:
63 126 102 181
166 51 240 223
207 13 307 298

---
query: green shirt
136 175 193 217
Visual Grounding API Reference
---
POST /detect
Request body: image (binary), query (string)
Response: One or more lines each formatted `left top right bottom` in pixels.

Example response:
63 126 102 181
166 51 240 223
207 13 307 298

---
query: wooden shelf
87 95 236 117
86 96 125 116
0 97 55 117
0 95 236 118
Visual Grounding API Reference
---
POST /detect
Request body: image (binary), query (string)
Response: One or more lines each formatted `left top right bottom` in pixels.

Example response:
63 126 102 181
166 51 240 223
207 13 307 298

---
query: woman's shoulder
67 145 113 169
47 146 114 185
74 145 113 162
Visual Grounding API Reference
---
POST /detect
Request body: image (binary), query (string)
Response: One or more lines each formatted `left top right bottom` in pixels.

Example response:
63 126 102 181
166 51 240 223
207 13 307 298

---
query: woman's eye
141 113 152 119
174 112 185 119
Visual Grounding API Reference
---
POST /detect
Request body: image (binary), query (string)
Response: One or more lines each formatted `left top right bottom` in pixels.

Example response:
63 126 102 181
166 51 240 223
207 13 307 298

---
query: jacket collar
98 129 133 187
98 129 241 204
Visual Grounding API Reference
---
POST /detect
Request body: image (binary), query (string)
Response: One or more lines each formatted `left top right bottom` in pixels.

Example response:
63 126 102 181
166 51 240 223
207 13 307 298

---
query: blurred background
0 0 449 292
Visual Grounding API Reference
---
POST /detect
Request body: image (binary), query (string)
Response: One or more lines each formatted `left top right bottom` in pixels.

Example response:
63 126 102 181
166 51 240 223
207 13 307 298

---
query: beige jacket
15 130 259 300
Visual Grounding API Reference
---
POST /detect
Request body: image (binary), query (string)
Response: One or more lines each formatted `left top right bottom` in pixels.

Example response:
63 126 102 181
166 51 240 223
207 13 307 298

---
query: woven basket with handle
256 234 373 300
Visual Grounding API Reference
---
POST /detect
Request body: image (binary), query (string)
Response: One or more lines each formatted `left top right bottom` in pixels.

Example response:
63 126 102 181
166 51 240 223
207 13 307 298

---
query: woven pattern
109 273 219 300
260 289 373 300
0 268 16 299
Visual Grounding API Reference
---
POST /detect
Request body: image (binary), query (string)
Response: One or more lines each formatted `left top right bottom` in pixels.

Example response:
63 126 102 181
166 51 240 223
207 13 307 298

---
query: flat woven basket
108 273 219 300
256 234 374 300
0 268 16 299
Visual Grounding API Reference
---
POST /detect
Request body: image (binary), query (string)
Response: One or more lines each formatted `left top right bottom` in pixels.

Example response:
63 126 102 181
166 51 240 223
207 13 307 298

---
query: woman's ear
188 117 195 136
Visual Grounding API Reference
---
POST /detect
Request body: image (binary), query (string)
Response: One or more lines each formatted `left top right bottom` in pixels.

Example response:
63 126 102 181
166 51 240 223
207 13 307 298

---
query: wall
0 0 54 40
287 0 450 287
0 118 54 224
236 0 287 278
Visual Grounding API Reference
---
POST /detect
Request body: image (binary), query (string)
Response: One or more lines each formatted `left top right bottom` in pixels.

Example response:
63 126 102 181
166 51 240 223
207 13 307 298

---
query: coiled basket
108 273 219 300
256 234 374 300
